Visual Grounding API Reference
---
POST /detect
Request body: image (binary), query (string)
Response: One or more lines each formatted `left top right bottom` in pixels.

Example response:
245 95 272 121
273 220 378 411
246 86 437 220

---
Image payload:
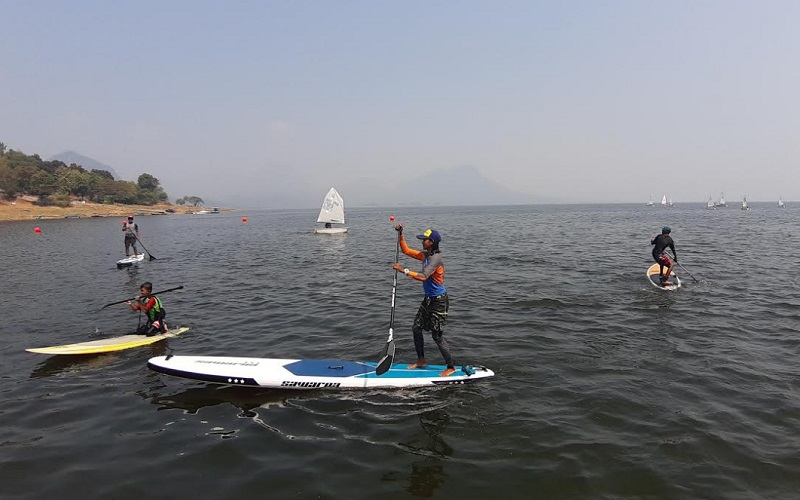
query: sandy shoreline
0 196 224 222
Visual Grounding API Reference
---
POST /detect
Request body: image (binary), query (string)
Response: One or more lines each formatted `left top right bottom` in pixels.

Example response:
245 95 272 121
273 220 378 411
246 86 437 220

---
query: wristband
403 268 410 275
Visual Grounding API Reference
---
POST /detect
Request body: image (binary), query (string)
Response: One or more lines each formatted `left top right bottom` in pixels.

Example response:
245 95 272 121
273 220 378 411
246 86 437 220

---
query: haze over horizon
2 1 798 208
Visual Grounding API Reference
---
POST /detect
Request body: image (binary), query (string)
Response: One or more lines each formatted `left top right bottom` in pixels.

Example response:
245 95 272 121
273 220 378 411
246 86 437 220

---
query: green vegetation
175 196 205 206
0 142 169 205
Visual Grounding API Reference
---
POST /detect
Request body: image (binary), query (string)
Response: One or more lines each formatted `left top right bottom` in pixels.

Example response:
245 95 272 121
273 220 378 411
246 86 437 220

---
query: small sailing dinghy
779 197 785 208
314 187 348 234
741 196 750 211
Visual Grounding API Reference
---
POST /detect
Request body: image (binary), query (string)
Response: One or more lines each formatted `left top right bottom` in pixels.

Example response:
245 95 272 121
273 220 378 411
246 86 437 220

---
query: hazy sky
1 1 798 207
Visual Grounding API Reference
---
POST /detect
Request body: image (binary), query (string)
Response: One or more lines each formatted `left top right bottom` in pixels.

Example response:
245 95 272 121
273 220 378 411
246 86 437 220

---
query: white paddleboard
26 327 190 355
148 355 494 390
646 263 681 291
116 253 145 268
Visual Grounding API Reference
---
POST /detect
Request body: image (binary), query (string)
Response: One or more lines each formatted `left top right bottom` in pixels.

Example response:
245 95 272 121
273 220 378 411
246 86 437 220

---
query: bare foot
439 367 456 377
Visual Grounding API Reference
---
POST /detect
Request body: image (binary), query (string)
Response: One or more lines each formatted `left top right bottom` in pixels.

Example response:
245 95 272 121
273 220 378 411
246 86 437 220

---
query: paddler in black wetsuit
651 225 677 286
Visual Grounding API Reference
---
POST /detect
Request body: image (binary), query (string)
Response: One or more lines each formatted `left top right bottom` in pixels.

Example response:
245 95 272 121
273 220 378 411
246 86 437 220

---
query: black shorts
413 294 449 334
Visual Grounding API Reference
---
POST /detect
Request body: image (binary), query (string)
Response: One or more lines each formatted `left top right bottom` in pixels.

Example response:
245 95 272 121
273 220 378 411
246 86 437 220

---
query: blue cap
416 229 441 244
662 225 671 234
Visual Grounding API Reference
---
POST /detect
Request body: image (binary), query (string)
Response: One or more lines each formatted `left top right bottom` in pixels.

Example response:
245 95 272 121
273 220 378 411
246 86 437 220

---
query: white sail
661 195 667 206
707 196 715 208
646 195 654 206
317 187 345 224
779 197 785 208
718 192 726 207
314 187 348 234
741 196 749 210
668 197 674 207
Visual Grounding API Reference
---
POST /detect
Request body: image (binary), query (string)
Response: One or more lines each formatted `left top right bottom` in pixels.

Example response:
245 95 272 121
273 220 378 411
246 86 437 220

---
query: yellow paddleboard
26 327 190 355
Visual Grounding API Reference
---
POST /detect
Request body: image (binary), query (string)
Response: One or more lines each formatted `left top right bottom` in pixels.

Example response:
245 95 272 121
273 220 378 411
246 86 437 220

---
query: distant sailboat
741 196 750 211
718 192 727 207
778 197 785 208
668 196 674 207
646 195 654 207
313 187 348 234
707 196 716 209
661 195 667 206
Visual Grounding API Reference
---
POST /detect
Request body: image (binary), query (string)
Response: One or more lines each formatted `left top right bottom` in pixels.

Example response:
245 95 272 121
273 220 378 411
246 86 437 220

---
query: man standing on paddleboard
122 215 140 257
391 224 456 377
651 226 678 286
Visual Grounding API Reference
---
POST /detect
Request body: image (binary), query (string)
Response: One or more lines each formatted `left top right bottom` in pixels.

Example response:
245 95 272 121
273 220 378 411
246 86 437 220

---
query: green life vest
139 295 163 321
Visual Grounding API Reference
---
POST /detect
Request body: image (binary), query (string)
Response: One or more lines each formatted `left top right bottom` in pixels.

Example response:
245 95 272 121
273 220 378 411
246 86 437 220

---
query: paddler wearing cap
122 215 140 257
391 224 456 377
651 225 677 286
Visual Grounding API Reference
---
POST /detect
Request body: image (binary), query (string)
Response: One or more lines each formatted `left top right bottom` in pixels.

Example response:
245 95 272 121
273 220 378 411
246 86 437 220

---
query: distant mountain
48 151 120 179
356 165 538 207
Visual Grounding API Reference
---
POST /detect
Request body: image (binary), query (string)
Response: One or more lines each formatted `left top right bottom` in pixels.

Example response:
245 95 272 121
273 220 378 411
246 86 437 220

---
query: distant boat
717 192 727 207
193 207 219 214
668 196 674 207
646 195 654 207
314 187 348 234
707 196 716 209
778 197 785 208
741 196 750 211
661 195 667 206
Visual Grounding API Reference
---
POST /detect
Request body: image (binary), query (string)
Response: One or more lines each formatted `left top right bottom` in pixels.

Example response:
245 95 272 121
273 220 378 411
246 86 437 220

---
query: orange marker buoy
242 217 248 223
34 227 41 233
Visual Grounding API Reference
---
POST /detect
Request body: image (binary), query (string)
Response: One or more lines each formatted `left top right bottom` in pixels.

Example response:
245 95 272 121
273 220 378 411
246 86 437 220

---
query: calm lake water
1 203 799 499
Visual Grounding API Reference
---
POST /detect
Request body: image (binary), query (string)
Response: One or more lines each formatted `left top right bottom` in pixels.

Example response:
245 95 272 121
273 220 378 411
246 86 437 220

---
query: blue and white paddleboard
147 355 494 390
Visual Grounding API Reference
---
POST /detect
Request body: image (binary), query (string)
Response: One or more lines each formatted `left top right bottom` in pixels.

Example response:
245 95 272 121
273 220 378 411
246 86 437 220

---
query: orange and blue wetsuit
398 233 453 369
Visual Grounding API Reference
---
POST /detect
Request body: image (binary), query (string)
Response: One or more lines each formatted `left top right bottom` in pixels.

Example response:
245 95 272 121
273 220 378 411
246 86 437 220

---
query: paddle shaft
675 260 699 282
134 234 157 260
376 230 401 375
101 285 184 309
388 230 401 335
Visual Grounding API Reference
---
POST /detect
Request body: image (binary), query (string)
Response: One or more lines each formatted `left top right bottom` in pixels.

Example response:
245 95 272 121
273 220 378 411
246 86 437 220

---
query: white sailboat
707 196 715 209
778 196 785 208
313 187 348 234
668 196 674 207
718 192 727 207
741 196 750 211
646 195 654 207
661 195 667 206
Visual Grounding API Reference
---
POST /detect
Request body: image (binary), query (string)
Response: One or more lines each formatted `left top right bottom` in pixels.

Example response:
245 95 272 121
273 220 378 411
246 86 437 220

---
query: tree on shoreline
176 196 204 206
0 144 170 205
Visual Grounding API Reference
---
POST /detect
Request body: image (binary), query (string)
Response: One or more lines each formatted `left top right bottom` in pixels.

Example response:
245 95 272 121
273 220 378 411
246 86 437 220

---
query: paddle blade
149 255 157 261
376 341 395 376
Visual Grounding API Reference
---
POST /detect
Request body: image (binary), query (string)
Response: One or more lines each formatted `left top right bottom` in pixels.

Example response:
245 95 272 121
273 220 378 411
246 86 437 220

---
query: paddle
100 285 184 310
675 260 699 283
376 225 401 375
134 234 157 261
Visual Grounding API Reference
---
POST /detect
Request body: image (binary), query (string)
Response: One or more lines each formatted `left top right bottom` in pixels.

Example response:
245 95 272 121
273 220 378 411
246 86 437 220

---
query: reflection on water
30 353 122 378
144 385 294 414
